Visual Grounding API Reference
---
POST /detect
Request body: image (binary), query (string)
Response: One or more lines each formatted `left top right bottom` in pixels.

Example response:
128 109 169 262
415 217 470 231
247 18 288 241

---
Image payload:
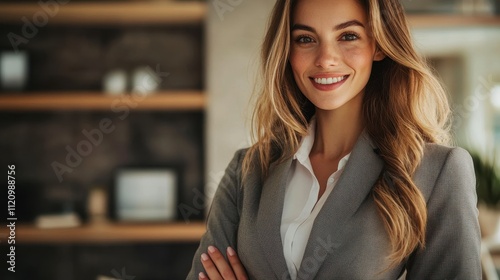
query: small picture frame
110 166 181 222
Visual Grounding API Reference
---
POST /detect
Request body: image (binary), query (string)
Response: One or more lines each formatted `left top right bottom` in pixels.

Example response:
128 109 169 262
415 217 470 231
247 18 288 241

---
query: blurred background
0 0 499 279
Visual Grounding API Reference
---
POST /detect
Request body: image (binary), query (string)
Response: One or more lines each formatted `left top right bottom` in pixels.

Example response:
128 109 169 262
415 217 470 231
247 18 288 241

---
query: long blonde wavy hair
242 0 451 267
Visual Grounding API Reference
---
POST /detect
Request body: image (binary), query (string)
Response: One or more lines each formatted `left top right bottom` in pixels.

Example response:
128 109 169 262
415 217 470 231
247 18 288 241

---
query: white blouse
280 119 350 280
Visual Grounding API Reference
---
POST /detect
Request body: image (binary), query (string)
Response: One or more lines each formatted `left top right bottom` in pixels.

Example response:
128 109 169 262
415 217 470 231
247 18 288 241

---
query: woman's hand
198 246 248 280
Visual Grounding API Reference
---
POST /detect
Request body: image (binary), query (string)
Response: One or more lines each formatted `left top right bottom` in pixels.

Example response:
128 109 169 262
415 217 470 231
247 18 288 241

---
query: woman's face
290 0 385 111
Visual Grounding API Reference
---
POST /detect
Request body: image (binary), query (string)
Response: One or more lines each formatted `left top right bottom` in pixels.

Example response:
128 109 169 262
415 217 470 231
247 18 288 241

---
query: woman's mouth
310 75 349 91
312 75 348 85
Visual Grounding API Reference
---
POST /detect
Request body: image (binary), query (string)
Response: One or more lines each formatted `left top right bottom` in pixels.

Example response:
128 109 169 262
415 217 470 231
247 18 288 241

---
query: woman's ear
373 46 386 61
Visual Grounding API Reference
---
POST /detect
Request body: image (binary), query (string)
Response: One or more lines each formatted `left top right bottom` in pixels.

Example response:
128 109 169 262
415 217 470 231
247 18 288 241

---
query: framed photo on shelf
110 166 181 222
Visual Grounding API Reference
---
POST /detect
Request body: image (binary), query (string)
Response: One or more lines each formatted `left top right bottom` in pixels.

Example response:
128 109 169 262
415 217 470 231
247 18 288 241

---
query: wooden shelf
0 91 206 111
408 14 500 28
0 2 206 25
5 222 206 244
1 3 498 27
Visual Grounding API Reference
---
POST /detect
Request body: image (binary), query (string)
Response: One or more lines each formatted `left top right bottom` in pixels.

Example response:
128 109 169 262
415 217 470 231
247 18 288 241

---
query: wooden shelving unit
408 14 500 28
0 91 206 111
1 3 496 27
0 1 207 25
7 222 206 244
0 4 207 274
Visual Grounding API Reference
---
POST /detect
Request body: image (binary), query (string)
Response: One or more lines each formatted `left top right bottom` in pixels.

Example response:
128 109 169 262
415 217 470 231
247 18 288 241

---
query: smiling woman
187 0 481 279
289 1 385 112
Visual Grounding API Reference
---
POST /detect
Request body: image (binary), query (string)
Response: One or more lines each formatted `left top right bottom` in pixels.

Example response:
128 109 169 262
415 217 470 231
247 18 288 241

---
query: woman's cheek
341 45 375 69
340 44 364 57
291 47 310 63
290 50 309 76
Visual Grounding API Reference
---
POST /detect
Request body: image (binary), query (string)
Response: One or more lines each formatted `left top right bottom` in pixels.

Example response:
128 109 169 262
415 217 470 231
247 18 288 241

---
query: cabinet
0 2 207 279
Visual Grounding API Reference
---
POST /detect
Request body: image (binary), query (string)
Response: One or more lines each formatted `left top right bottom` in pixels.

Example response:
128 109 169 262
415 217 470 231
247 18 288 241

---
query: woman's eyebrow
291 23 316 33
291 20 365 32
334 20 365 30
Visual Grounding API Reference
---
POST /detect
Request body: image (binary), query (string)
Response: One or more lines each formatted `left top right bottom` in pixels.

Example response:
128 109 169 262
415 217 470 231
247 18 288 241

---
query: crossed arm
196 246 248 280
186 150 250 280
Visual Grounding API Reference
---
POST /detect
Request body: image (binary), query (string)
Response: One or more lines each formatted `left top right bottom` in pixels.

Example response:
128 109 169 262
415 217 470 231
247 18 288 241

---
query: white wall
412 27 500 155
205 0 276 208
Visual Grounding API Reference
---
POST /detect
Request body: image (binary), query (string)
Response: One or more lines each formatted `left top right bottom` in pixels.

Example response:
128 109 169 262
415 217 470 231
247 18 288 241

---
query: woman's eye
295 36 314 44
341 33 359 41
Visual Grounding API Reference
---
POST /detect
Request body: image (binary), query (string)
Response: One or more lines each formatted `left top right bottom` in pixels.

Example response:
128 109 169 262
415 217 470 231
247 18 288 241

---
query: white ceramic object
103 69 127 95
131 66 160 95
0 51 28 91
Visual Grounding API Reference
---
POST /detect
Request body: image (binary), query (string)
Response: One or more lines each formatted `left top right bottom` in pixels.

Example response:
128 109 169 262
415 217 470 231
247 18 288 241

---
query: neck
311 96 365 160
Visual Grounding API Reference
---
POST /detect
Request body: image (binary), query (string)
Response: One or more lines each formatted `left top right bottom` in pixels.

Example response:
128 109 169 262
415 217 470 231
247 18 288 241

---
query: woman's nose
315 43 340 68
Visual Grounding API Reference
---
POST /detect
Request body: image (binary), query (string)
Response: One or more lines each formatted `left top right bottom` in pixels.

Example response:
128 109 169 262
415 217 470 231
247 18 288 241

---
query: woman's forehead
292 0 368 26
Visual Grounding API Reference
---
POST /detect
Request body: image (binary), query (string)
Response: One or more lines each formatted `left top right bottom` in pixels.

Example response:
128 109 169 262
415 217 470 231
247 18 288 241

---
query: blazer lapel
296 131 384 278
256 158 293 279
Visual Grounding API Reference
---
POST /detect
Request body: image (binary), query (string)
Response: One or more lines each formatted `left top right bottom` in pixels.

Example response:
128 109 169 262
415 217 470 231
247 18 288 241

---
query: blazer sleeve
406 147 481 279
186 149 245 280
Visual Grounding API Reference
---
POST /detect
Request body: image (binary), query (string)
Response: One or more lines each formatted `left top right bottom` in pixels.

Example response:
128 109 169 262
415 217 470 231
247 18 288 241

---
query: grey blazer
187 132 481 279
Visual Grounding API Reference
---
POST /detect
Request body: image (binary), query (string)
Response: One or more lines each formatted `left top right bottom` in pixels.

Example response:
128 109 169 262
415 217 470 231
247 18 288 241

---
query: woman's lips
310 75 349 91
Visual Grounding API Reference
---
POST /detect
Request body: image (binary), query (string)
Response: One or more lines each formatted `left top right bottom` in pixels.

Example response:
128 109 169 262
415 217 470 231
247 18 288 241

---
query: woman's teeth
313 76 347 85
